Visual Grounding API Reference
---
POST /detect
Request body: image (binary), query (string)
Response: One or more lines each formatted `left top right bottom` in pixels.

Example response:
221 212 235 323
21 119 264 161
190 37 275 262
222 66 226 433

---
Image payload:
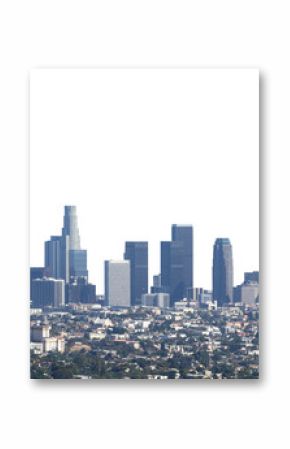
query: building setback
124 242 148 305
60 205 81 283
161 225 193 305
104 260 130 307
45 236 62 279
212 238 233 306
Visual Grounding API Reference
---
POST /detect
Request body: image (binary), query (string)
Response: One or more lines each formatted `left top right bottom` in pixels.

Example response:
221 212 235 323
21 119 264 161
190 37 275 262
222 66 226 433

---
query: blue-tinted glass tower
124 242 148 306
69 249 88 281
161 225 193 305
212 238 233 306
45 236 62 279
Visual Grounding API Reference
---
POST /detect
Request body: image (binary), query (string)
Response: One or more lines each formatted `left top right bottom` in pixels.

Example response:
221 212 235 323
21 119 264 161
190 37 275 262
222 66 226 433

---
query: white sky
30 68 259 293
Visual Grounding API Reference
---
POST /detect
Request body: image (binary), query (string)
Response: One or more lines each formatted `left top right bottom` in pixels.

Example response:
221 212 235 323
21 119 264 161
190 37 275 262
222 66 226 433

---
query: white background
30 68 258 292
0 1 289 449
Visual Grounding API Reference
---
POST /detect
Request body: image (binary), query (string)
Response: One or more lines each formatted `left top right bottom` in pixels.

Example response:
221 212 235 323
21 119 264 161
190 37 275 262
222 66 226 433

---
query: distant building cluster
30 205 259 310
30 206 259 378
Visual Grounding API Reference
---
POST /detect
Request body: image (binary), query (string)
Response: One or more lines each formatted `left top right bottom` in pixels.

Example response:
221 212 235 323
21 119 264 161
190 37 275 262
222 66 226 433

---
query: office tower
161 224 193 305
44 236 62 278
60 205 81 283
161 240 183 304
244 271 259 284
104 260 130 307
172 224 193 292
67 280 96 303
141 292 170 308
62 205 81 249
234 270 259 305
69 249 88 282
30 267 44 299
212 238 233 306
124 242 148 305
55 205 89 284
240 282 259 306
234 281 259 306
31 278 65 308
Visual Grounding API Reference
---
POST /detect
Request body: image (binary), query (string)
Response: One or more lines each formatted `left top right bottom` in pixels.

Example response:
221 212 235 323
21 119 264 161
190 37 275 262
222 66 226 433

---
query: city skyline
31 205 257 292
30 68 259 292
31 204 258 300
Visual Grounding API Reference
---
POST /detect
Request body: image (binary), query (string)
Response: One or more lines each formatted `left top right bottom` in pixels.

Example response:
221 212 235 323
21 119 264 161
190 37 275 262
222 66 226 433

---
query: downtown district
30 206 259 379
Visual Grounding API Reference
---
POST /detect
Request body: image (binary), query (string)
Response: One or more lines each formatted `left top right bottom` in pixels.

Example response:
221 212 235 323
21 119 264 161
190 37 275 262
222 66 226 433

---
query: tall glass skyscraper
45 236 62 278
172 224 193 295
60 205 83 283
62 205 81 250
212 238 233 306
124 242 148 306
43 206 88 286
69 249 88 281
161 225 193 305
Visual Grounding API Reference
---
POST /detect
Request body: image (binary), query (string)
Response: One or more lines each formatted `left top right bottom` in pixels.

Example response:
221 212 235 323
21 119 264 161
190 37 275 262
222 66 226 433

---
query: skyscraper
30 267 44 300
42 206 84 284
44 236 62 278
69 249 88 282
212 238 233 306
172 224 193 295
161 225 193 305
62 205 81 250
31 278 65 308
124 242 148 305
60 205 82 283
104 260 130 307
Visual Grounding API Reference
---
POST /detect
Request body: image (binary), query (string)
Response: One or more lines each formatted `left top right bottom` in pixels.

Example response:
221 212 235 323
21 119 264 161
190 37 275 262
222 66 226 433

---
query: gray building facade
104 260 130 307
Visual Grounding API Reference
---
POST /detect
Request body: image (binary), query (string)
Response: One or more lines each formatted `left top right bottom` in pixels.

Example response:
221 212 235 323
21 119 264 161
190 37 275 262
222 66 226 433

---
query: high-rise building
124 242 148 305
69 249 88 282
161 224 193 305
104 260 130 307
44 236 62 278
62 205 81 250
60 205 81 283
234 270 259 306
31 277 65 308
212 238 233 306
67 279 96 303
172 224 193 291
30 267 44 299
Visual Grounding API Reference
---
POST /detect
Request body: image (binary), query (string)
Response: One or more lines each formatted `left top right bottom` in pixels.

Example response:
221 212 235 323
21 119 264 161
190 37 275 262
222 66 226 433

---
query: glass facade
212 238 233 305
124 242 148 306
69 249 88 281
161 225 193 305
